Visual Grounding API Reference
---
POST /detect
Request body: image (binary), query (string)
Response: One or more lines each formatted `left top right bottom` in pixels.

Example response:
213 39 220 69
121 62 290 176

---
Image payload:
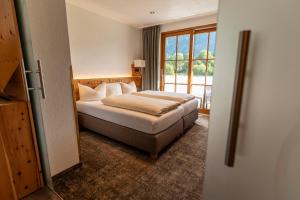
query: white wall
66 3 142 78
161 14 217 32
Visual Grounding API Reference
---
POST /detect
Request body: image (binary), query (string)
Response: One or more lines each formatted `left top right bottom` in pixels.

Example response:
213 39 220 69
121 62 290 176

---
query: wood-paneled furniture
0 0 43 199
73 76 142 101
131 64 141 77
0 126 18 200
0 0 22 94
0 102 43 199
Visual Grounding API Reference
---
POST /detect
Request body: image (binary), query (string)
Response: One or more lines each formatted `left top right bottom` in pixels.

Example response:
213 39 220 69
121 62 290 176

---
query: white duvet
102 94 180 116
132 90 195 104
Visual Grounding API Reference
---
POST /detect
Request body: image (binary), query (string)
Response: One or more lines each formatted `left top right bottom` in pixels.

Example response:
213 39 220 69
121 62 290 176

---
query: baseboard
52 162 82 181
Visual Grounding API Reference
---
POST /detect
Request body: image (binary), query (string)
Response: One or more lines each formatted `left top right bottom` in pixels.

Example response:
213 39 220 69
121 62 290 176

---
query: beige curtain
143 25 160 90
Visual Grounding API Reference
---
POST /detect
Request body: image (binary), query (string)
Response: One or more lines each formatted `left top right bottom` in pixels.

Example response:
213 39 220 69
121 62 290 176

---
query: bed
73 77 198 158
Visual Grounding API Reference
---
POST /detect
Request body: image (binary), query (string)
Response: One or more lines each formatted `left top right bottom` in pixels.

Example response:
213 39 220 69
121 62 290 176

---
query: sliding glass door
160 25 216 114
163 33 191 93
191 30 216 113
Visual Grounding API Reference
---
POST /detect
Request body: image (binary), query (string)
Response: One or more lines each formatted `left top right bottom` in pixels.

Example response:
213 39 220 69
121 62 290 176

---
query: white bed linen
180 99 199 116
102 94 180 116
76 101 184 134
132 90 195 104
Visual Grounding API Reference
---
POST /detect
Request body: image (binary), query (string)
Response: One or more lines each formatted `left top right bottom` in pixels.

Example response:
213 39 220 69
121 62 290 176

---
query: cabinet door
0 133 17 200
0 0 22 93
15 0 80 176
0 102 43 199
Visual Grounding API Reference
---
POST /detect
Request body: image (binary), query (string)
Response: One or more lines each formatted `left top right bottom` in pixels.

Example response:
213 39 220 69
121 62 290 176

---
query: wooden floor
23 187 62 200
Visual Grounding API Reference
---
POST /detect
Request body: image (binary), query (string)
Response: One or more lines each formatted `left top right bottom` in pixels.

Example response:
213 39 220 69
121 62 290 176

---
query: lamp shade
134 60 146 68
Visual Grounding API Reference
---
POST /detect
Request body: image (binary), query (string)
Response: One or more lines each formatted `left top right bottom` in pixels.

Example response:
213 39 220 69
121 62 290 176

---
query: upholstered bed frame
73 76 198 158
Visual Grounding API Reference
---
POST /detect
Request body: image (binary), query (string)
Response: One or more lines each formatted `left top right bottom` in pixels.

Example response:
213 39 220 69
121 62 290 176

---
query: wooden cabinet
0 130 18 200
0 102 43 199
131 66 143 90
131 66 142 77
0 0 23 94
0 0 43 199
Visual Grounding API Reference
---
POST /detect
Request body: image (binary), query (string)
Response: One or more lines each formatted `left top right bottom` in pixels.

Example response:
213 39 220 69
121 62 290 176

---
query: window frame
160 24 217 113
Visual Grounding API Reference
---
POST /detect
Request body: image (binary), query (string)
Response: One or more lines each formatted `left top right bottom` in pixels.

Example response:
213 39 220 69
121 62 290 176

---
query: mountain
165 32 216 58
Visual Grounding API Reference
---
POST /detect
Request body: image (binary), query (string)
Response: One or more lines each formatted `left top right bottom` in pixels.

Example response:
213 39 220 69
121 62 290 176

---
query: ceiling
66 0 218 28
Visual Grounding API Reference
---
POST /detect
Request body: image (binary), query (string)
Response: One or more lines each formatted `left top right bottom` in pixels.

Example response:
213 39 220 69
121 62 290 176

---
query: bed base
183 109 199 131
78 109 198 157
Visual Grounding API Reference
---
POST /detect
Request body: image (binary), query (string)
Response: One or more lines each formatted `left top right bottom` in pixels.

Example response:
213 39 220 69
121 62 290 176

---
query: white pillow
94 82 106 99
78 83 106 101
106 83 122 97
120 81 137 94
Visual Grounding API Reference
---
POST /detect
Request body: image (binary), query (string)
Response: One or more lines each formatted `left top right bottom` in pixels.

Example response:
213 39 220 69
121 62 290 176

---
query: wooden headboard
73 76 142 101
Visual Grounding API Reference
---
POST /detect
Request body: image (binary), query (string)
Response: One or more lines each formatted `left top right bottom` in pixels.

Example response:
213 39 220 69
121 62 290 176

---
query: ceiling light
149 11 156 14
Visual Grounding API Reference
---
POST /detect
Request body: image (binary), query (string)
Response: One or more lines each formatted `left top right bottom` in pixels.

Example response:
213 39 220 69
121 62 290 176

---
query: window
160 25 216 114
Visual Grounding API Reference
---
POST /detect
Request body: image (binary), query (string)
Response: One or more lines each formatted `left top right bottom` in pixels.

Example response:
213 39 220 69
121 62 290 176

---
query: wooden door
204 0 300 199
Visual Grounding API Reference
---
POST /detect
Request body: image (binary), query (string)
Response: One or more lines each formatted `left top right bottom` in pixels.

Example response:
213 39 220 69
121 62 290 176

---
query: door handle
21 59 32 101
225 30 251 167
36 60 46 99
22 60 46 99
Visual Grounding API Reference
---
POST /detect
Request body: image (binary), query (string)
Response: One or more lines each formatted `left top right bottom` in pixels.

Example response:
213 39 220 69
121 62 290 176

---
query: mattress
76 101 184 134
181 99 198 116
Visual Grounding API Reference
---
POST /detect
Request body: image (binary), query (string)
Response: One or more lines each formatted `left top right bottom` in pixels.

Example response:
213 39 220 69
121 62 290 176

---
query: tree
164 50 215 76
165 61 175 75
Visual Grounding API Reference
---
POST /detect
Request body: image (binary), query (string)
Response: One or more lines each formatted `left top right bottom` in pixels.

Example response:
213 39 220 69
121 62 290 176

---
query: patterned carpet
53 116 209 200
